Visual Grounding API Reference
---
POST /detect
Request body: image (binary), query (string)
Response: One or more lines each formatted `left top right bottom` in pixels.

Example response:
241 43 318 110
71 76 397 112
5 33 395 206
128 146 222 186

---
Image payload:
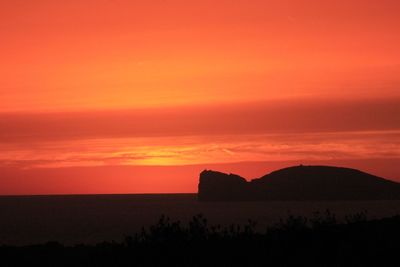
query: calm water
1 194 400 245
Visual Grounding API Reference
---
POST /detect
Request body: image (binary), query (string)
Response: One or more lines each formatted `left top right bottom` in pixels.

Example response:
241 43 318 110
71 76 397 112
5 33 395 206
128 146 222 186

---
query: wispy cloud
0 131 399 169
0 98 398 169
0 97 399 143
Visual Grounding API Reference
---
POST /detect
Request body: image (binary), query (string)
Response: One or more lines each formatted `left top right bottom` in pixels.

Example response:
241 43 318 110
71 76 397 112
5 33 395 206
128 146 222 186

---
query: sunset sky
0 0 399 194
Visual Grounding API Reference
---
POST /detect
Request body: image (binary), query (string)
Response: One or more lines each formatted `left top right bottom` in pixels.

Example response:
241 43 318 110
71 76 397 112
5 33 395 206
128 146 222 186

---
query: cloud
0 97 398 169
0 97 399 143
0 130 399 169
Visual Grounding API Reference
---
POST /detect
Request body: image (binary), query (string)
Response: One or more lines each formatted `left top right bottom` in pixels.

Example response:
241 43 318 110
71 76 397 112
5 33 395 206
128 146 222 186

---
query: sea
1 194 400 246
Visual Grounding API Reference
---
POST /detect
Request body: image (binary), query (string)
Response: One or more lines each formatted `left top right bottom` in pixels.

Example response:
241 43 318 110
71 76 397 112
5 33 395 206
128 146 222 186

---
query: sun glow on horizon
1 130 399 170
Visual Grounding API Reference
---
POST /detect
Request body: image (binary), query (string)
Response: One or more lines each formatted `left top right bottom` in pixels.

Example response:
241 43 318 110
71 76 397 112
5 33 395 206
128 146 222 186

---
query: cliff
198 165 400 201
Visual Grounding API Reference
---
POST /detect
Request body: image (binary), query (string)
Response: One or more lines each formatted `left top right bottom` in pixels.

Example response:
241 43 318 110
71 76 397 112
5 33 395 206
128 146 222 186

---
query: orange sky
0 0 399 194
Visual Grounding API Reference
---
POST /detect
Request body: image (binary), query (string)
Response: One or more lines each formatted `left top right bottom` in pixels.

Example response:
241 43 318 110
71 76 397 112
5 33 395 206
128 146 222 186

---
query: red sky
0 0 399 194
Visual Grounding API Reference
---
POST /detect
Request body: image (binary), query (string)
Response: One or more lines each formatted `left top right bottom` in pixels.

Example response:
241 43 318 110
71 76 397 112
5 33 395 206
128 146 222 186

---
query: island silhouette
198 165 400 201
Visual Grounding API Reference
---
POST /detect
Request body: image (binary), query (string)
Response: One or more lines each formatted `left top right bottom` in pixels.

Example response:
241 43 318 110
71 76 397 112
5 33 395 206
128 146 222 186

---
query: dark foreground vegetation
1 211 400 267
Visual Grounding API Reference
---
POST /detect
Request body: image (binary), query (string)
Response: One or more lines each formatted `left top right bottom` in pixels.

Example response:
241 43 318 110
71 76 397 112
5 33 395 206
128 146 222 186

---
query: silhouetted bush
1 212 400 266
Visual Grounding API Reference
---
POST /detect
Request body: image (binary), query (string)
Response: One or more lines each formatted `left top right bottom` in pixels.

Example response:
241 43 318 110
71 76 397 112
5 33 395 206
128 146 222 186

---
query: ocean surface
1 194 400 245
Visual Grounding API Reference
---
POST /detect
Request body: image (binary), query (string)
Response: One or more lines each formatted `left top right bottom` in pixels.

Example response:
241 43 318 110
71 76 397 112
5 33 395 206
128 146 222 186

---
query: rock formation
198 165 400 201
